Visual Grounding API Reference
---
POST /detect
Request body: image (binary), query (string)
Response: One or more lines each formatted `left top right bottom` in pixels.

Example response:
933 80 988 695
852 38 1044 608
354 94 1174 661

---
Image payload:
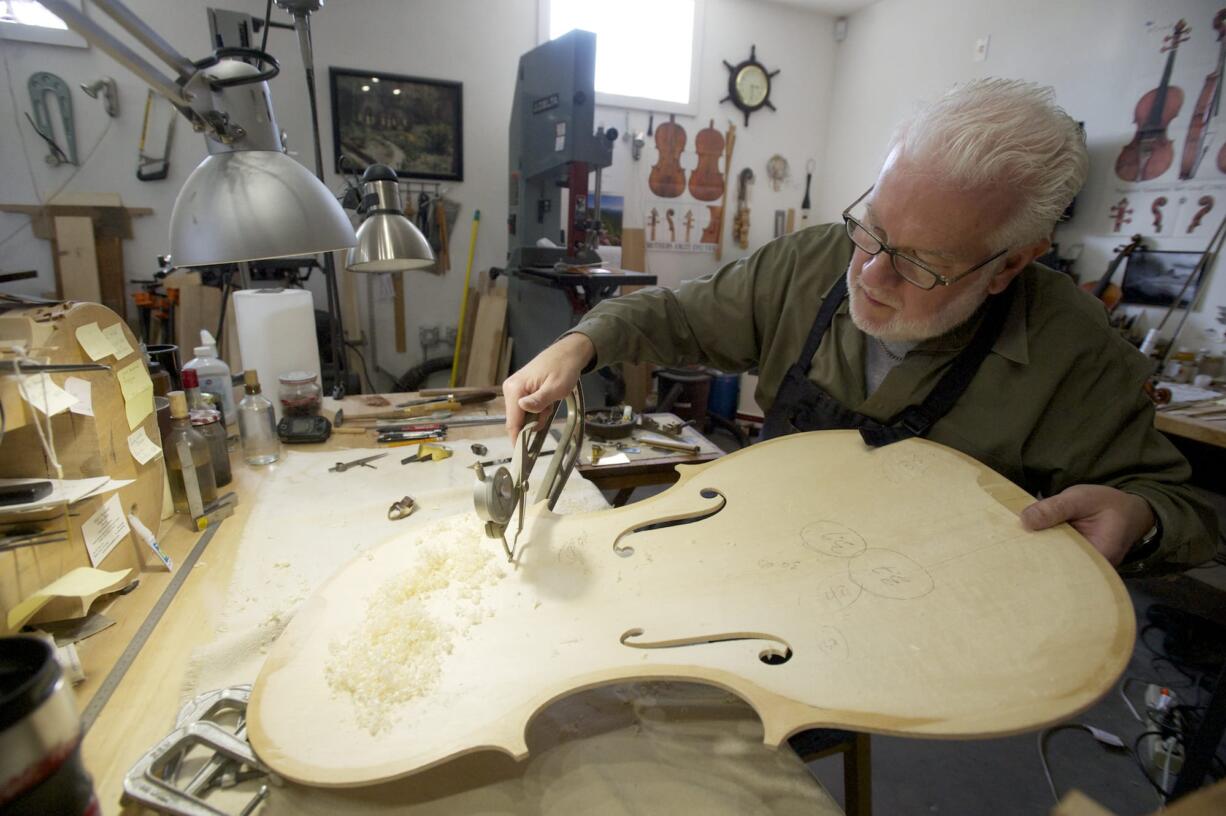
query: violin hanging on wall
1116 19 1190 182
688 119 725 201
648 115 687 199
1080 234 1144 313
1180 11 1226 179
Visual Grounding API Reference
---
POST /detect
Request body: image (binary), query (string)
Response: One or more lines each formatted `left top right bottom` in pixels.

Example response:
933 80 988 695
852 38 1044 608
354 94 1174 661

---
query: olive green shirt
572 223 1218 575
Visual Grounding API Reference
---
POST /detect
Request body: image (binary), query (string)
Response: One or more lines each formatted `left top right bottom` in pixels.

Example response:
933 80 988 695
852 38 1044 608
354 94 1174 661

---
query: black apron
760 276 1014 446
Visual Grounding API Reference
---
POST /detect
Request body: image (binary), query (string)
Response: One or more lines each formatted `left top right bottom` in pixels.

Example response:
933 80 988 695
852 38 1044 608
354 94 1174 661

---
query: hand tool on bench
328 453 387 473
472 384 585 562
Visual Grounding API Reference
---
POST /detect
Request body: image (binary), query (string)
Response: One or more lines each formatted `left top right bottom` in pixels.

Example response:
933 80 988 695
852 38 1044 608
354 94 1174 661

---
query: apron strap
796 275 849 368
859 283 1016 447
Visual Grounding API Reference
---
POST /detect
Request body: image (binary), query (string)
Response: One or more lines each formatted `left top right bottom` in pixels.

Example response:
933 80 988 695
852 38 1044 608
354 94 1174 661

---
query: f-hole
613 488 725 557
620 628 793 666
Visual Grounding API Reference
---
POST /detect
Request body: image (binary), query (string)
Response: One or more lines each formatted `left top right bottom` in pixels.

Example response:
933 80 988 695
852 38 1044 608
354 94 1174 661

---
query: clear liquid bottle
239 370 281 465
165 390 218 516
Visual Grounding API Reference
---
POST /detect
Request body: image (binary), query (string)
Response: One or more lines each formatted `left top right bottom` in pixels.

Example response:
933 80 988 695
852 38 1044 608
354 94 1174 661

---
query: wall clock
721 45 780 126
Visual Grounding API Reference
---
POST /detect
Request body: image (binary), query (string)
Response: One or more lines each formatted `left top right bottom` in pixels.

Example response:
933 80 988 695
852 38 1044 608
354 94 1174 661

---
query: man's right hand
502 333 595 441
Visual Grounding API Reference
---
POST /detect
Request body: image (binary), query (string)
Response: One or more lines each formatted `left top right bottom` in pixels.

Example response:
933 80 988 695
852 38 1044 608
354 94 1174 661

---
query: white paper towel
233 289 321 421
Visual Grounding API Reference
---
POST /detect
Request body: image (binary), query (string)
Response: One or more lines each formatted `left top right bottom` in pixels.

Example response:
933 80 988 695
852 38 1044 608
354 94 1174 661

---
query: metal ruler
80 520 223 733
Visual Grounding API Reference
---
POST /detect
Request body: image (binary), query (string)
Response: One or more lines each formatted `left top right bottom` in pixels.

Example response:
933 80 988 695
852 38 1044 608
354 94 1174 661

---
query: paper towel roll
233 289 321 421
596 245 622 269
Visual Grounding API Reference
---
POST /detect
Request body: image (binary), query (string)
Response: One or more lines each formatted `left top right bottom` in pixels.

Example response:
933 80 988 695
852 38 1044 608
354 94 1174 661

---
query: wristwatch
1123 519 1162 565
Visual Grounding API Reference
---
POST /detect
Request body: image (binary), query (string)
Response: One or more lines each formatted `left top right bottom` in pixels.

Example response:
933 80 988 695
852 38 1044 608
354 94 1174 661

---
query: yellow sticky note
125 387 153 430
75 322 114 361
127 426 162 464
102 323 135 360
6 566 132 632
117 360 155 429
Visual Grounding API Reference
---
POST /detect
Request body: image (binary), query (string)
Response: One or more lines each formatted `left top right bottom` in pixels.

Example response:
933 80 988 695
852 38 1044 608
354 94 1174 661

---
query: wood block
54 216 101 304
94 235 127 320
249 431 1135 787
464 289 507 387
621 228 646 272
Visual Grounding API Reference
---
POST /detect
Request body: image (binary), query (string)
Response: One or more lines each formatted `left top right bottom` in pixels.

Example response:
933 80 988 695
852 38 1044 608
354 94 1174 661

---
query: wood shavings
324 515 507 735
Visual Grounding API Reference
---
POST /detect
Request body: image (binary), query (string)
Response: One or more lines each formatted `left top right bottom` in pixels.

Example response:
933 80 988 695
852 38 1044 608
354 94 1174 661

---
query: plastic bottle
238 370 281 466
183 330 237 433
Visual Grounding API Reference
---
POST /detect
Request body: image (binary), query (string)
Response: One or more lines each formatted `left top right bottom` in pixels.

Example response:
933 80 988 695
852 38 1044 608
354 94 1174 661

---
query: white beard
846 264 994 343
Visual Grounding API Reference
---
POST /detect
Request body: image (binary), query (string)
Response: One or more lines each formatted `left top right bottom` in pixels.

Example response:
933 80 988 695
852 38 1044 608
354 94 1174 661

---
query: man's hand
502 333 595 441
1020 484 1155 566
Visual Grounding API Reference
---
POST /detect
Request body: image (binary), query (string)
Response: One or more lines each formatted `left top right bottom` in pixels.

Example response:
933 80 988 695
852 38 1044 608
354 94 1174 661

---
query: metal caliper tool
472 384 585 562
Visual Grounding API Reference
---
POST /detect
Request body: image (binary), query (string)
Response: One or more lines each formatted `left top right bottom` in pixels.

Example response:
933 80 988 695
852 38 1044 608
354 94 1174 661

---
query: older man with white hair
503 78 1218 574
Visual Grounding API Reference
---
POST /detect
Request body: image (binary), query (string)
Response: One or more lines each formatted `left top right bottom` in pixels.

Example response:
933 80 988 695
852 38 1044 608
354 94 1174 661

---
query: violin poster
645 203 719 253
1098 11 1226 236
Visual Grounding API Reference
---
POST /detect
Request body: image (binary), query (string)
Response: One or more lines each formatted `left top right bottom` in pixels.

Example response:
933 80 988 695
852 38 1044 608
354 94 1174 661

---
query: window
0 1 86 47
540 0 704 115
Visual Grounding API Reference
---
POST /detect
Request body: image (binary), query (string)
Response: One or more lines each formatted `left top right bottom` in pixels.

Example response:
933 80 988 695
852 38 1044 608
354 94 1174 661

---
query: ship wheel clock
721 44 780 126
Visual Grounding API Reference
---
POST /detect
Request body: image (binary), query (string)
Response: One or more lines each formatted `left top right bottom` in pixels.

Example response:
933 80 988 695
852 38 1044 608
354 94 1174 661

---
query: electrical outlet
973 35 991 62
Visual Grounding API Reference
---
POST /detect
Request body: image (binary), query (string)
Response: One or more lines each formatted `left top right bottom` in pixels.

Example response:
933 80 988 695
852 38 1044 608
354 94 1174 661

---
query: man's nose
858 250 899 289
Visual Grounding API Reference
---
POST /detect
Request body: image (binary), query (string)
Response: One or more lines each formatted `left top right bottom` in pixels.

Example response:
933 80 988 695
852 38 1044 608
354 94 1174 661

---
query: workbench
69 393 838 815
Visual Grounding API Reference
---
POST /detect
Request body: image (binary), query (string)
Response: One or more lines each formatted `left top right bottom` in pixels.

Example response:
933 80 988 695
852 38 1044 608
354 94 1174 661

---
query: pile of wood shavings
324 514 506 735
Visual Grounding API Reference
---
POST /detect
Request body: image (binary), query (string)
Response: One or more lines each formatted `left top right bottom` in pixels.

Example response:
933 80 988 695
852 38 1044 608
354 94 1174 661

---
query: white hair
887 78 1089 248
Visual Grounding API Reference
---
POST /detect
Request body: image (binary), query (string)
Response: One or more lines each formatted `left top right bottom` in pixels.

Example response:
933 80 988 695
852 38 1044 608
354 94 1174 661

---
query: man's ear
988 239 1050 295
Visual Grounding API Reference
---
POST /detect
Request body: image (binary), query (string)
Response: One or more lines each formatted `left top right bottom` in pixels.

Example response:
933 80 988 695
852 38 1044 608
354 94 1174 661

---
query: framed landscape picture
329 67 463 181
1121 249 1204 308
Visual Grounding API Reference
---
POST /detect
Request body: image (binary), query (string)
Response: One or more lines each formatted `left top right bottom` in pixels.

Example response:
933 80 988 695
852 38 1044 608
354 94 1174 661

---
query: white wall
597 0 837 287
0 0 839 387
819 0 1226 356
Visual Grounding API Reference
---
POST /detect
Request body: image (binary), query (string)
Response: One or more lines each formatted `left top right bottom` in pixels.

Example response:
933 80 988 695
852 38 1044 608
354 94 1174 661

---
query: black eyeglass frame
841 187 1009 290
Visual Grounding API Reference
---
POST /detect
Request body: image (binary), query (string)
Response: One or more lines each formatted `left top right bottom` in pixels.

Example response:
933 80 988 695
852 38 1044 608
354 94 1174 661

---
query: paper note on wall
117 360 154 429
75 322 114 361
64 377 94 416
102 323 136 360
127 426 162 464
82 494 131 567
18 373 79 416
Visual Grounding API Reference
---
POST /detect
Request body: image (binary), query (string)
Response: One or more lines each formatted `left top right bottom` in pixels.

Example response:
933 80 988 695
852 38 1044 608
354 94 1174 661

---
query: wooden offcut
53 216 101 304
249 431 1134 787
463 288 507 387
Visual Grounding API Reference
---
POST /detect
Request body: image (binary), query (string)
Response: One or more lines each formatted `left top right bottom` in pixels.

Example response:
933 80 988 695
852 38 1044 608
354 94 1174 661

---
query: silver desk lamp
39 0 355 268
345 164 435 386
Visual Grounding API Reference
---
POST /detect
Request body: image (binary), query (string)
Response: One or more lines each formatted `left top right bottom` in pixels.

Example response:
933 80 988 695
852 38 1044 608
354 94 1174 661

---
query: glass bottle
239 370 281 465
191 408 232 487
165 390 218 516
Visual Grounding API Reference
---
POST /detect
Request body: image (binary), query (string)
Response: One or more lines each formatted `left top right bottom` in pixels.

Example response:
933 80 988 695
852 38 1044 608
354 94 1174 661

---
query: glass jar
190 408 232 487
278 370 322 416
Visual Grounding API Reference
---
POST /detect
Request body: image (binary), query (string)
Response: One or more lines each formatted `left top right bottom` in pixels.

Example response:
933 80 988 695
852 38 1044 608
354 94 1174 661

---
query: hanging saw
473 383 585 563
137 89 176 181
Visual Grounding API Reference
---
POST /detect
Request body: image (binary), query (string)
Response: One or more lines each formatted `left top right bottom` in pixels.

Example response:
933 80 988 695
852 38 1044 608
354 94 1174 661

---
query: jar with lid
190 408 232 487
278 370 322 416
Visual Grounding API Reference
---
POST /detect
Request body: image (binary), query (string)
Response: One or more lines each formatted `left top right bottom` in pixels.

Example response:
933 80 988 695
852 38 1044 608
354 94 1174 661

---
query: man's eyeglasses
841 187 1008 291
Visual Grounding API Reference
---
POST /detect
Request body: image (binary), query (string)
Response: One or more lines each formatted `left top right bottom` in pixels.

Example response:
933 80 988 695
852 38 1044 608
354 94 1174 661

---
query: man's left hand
1020 485 1155 566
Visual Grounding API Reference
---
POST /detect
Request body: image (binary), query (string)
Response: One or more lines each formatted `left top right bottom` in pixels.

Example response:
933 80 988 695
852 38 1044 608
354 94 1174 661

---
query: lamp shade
345 164 435 273
170 150 356 267
347 214 436 273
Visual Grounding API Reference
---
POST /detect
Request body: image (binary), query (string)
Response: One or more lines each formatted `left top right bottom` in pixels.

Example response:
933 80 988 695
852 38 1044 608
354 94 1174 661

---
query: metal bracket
121 685 274 816
28 71 77 165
